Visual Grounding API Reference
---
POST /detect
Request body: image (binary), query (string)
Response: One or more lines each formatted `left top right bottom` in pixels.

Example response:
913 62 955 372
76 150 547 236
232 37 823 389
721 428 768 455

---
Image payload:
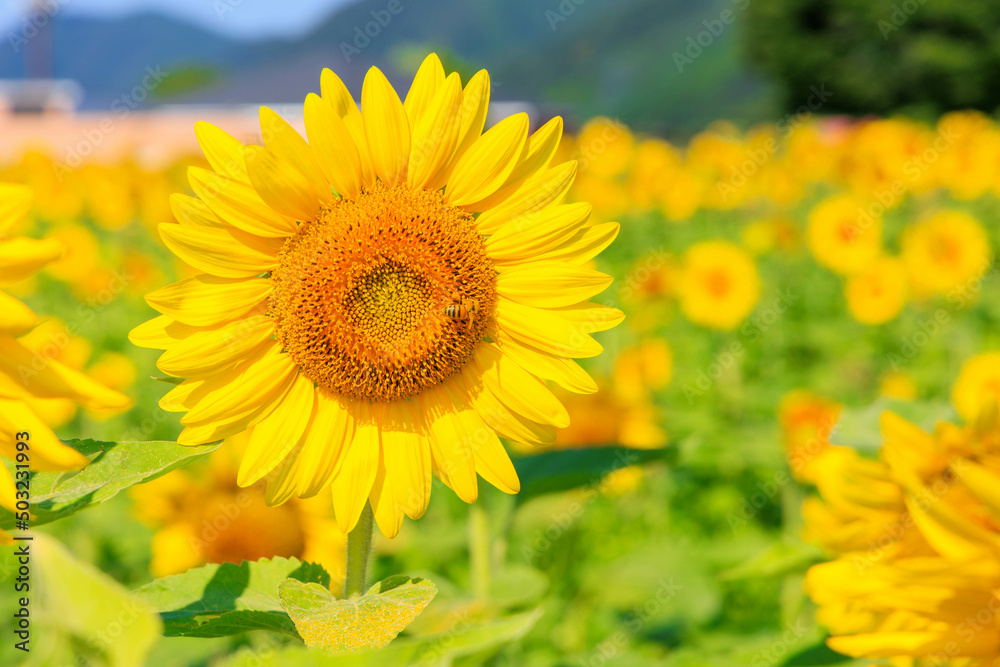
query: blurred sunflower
131 54 623 537
952 351 1000 421
131 436 345 585
677 240 760 330
844 255 908 325
0 183 131 511
806 406 1000 663
807 194 881 276
778 390 841 483
902 210 991 298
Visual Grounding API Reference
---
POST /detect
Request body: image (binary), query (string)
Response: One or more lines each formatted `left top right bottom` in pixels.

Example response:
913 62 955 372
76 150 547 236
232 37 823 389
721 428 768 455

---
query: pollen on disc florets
270 183 497 403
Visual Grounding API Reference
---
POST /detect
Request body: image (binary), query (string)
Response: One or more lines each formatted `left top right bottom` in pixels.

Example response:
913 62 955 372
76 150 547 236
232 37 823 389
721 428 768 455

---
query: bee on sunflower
131 54 623 555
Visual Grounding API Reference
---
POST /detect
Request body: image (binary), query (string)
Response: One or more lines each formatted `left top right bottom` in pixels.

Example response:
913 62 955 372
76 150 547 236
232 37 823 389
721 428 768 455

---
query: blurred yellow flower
131 439 346 586
576 117 634 179
0 183 130 511
879 370 917 401
902 210 991 298
778 390 841 483
844 256 908 325
951 351 1000 421
807 194 881 275
806 408 1000 663
678 240 760 330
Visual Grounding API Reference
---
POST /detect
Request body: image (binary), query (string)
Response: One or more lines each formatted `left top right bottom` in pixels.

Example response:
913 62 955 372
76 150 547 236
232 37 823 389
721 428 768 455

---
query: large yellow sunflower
131 54 623 538
0 183 131 511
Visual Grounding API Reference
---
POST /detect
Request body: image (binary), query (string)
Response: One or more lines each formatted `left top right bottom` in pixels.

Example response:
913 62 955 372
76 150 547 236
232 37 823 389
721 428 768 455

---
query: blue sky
0 0 356 39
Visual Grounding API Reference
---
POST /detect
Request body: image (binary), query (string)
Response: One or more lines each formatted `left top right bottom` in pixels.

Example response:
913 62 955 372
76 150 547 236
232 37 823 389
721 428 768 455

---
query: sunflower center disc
270 183 496 402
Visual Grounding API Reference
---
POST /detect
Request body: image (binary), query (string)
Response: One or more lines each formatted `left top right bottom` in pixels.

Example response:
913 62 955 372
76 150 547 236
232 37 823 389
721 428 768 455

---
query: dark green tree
744 0 1000 116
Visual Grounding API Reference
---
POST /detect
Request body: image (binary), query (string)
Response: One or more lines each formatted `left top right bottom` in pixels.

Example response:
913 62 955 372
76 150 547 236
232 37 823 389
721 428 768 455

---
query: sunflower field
4 11 1000 667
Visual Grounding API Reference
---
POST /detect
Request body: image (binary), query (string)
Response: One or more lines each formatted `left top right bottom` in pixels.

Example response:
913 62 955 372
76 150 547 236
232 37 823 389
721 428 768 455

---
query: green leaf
278 575 437 654
512 446 663 502
719 539 824 581
132 557 330 638
150 375 186 385
215 608 543 666
22 534 162 666
833 399 957 454
0 438 220 530
782 640 857 666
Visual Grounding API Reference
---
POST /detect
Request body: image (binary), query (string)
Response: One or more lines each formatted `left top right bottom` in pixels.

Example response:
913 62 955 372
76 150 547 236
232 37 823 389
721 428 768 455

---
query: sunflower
806 194 881 276
677 240 760 330
0 183 131 511
843 255 908 325
952 351 1000 422
131 54 623 538
806 408 1000 664
902 210 991 299
131 436 345 585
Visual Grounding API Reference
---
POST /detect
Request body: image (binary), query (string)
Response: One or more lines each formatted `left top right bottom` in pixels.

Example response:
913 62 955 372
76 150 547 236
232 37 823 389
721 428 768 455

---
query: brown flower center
270 184 496 402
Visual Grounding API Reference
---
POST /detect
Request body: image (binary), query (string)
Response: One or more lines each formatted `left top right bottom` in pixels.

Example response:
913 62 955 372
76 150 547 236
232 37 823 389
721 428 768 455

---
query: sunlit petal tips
133 53 622 536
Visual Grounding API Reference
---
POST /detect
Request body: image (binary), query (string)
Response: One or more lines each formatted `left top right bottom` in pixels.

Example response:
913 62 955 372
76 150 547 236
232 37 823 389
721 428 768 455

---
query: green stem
344 502 374 598
469 504 490 599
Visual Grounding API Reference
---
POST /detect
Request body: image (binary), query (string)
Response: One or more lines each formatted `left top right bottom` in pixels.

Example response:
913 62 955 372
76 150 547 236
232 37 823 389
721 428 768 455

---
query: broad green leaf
133 557 330 638
22 534 161 667
488 563 549 608
832 399 956 454
278 575 437 654
216 607 543 666
512 446 663 502
0 438 220 530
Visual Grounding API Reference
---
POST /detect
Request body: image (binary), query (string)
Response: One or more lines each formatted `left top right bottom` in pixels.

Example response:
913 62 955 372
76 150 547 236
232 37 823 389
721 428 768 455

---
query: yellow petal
0 236 64 285
475 161 576 235
170 193 227 227
362 66 411 187
129 316 200 350
0 401 88 471
194 121 249 181
419 384 478 503
0 336 130 410
473 116 564 211
446 113 529 207
403 53 445 126
497 260 613 308
407 73 462 189
380 401 431 520
145 275 271 327
462 369 556 445
434 70 490 188
158 378 206 412
238 373 315 487
0 184 33 234
533 222 620 265
156 314 274 377
244 145 321 221
548 302 626 333
485 202 591 261
189 167 297 238
495 297 603 358
472 432 519 494
331 402 380 533
181 343 296 427
303 93 363 199
158 223 282 278
474 343 569 428
296 391 354 497
259 108 331 203
320 68 375 189
369 462 403 538
0 291 37 335
497 332 597 394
